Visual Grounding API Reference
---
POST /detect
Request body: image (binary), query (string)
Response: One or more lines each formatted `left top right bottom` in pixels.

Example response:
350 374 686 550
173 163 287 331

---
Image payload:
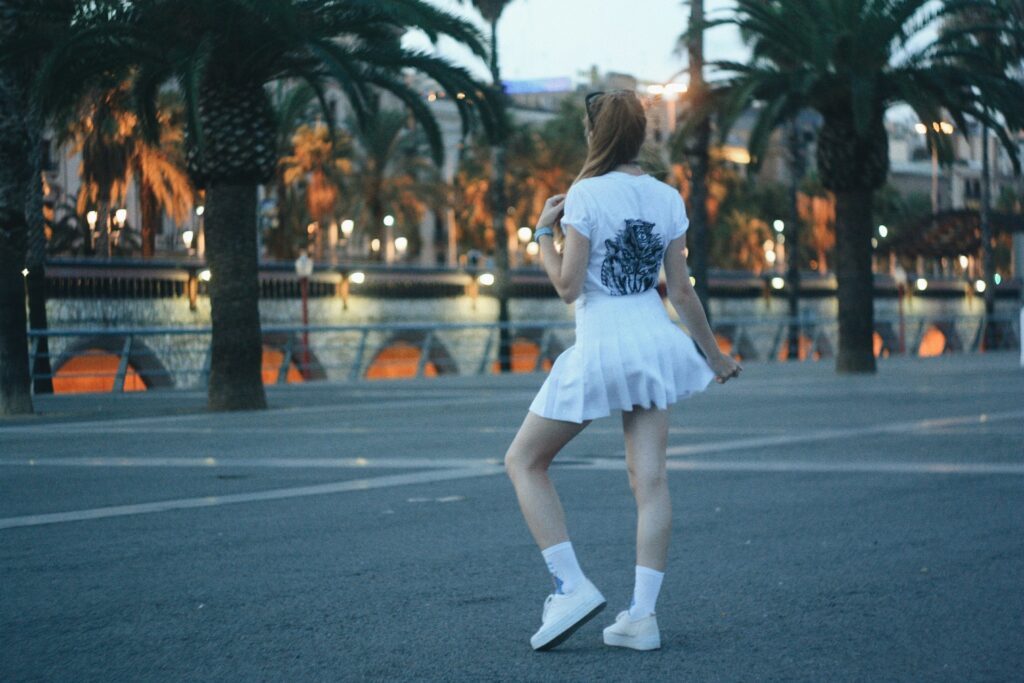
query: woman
504 90 742 652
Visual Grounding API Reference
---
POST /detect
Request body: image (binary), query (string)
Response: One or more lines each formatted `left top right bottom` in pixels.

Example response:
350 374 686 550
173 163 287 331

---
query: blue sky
407 0 748 86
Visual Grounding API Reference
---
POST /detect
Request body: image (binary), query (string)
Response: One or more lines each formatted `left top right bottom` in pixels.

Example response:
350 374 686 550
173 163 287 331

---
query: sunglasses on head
584 91 605 125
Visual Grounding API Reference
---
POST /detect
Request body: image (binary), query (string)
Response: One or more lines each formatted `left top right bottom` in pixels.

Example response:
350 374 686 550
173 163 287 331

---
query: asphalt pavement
1 353 1022 682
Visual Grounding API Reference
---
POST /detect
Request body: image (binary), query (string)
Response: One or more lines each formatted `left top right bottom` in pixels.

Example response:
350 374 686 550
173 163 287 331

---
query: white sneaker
602 610 661 651
529 579 606 651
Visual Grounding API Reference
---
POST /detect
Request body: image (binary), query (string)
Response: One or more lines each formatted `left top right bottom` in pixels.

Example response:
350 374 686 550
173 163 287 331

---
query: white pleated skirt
529 288 715 423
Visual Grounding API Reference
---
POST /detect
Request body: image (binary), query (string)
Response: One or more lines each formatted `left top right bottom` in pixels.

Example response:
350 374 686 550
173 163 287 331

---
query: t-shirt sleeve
560 183 593 239
670 191 690 240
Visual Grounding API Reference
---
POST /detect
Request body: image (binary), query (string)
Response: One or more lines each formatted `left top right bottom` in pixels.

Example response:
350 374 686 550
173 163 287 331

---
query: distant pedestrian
504 89 741 651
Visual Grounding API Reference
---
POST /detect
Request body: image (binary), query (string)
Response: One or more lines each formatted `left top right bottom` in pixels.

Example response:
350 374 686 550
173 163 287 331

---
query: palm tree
683 0 713 315
0 0 78 406
341 107 441 261
453 102 588 264
267 82 324 260
63 80 194 258
943 3 1024 347
0 65 34 414
708 0 1024 373
32 0 501 410
458 0 516 371
279 120 352 259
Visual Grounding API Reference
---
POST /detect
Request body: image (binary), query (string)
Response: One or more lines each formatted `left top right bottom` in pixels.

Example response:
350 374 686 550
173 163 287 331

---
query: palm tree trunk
487 17 512 373
687 0 711 320
0 231 32 415
204 183 267 410
979 124 996 348
834 190 876 373
26 113 52 393
786 119 806 360
0 67 34 414
138 158 159 258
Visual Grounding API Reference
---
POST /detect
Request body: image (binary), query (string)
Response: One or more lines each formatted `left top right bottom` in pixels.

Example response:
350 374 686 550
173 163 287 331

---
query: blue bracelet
533 226 554 241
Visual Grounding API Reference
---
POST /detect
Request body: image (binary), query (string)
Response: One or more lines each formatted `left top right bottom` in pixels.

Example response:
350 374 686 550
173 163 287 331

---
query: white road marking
587 458 1024 475
0 393 534 435
665 410 1024 457
0 456 502 469
1 409 1020 530
0 466 504 530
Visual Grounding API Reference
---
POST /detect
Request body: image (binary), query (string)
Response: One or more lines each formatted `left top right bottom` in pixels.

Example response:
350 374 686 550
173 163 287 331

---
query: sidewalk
2 353 1022 681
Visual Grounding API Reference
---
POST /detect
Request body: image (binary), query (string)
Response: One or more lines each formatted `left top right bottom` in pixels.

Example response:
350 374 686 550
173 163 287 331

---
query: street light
517 226 532 243
294 251 314 378
878 225 888 238
86 210 98 251
773 219 785 233
382 214 395 263
340 219 354 237
394 236 408 255
893 263 909 353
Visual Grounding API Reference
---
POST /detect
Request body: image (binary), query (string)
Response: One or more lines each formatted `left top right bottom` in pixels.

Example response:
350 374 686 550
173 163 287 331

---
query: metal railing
26 313 1022 393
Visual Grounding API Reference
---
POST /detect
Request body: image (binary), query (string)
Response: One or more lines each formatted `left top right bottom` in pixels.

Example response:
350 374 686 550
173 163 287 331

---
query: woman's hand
708 351 742 384
536 194 566 232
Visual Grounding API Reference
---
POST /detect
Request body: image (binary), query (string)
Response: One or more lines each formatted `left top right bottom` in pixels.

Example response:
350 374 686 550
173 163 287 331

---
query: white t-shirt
561 171 689 297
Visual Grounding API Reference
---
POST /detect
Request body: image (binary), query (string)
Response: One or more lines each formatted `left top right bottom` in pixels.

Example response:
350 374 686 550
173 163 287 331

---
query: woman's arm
663 235 742 383
535 194 589 304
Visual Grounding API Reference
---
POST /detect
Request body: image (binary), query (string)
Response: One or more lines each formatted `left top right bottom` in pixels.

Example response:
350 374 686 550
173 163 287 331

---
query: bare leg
622 405 671 571
504 411 590 550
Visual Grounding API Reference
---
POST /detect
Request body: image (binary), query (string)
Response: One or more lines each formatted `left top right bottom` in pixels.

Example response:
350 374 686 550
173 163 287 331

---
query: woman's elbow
557 282 581 304
558 288 580 304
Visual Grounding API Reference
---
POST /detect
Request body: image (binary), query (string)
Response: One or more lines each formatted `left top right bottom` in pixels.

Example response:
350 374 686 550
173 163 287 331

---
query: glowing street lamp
340 219 354 237
394 236 408 255
294 252 314 377
517 226 532 243
382 214 396 263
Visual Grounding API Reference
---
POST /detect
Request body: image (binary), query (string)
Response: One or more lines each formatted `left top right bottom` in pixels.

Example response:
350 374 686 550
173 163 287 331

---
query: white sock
628 565 664 620
541 541 586 594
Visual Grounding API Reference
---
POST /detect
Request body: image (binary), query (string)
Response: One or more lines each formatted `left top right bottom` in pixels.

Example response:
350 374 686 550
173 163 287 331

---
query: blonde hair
574 90 647 184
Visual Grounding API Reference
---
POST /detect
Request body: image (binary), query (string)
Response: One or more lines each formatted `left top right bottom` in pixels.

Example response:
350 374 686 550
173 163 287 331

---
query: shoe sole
602 632 661 651
532 599 607 651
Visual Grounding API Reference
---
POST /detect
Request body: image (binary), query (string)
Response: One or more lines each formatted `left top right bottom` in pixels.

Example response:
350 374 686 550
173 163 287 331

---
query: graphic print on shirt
600 219 665 295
